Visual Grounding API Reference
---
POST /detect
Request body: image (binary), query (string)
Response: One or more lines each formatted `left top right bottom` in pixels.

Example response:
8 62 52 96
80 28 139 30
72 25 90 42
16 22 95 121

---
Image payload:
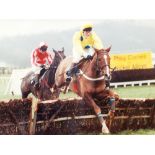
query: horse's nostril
105 74 109 78
105 74 111 79
108 75 112 80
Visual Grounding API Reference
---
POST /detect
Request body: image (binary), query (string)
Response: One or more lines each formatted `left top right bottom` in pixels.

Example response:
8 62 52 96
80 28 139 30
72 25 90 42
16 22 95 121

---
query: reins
79 51 111 81
58 49 112 82
58 58 88 77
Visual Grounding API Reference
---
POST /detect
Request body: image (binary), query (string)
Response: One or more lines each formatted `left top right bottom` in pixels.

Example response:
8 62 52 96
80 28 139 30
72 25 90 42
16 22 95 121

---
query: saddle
31 68 47 88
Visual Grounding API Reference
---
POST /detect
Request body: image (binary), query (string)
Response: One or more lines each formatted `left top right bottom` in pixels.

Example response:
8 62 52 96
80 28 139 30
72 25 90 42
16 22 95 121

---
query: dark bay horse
21 48 66 100
55 47 119 133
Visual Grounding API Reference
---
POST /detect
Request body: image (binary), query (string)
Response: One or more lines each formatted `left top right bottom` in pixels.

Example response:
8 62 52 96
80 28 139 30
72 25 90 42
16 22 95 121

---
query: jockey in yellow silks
66 23 104 82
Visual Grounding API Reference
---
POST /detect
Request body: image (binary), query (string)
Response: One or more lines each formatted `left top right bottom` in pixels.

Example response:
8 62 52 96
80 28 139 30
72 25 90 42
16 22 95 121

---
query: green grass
1 78 155 100
59 85 155 99
1 74 155 99
116 129 155 135
112 85 155 98
79 129 155 135
59 91 78 99
0 75 11 100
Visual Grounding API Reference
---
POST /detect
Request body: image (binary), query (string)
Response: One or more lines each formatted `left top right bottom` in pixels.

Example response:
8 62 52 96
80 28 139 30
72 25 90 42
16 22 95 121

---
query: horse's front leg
106 90 119 118
83 93 110 134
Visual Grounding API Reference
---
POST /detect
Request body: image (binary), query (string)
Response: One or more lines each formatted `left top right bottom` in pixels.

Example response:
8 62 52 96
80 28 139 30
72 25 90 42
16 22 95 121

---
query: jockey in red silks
31 41 54 88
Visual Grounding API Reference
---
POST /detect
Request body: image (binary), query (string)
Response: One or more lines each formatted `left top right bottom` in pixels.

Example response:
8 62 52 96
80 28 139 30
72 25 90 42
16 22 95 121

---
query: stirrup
75 69 80 75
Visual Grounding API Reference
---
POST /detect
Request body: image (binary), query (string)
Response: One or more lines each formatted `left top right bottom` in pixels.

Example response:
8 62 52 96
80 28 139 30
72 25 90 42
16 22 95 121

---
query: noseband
96 51 111 79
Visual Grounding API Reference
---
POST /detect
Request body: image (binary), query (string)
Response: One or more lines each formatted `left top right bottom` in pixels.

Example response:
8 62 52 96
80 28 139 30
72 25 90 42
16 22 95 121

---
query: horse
21 48 66 101
55 47 119 133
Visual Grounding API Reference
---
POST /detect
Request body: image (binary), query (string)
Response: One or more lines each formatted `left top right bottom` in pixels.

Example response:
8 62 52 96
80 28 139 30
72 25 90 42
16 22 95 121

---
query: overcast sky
0 19 155 39
0 0 155 67
0 20 102 39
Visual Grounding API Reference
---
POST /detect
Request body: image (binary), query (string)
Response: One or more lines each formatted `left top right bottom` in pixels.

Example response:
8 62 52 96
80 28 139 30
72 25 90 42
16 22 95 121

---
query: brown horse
21 48 66 100
55 47 119 133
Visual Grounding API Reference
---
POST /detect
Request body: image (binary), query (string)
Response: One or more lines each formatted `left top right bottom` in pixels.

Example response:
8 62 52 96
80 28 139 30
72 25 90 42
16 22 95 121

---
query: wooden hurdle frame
0 97 155 134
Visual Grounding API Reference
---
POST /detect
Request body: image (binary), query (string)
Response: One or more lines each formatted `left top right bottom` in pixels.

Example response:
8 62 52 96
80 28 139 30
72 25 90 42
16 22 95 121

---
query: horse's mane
76 51 98 69
46 52 63 86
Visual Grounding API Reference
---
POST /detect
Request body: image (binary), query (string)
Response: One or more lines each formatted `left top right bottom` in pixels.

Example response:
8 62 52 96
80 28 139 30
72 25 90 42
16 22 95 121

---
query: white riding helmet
39 41 48 48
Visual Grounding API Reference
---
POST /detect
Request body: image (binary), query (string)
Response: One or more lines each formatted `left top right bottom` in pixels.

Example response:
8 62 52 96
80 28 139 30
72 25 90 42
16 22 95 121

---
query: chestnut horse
21 48 66 100
55 47 119 133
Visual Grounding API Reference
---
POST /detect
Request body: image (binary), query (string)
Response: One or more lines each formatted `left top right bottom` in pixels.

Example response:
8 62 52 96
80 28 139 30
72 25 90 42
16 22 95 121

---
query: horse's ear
52 48 57 53
106 45 112 52
62 47 64 52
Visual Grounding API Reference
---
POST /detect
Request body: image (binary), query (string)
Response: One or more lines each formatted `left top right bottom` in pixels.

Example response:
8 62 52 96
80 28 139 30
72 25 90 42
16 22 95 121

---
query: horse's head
53 47 66 61
94 46 111 81
51 48 66 68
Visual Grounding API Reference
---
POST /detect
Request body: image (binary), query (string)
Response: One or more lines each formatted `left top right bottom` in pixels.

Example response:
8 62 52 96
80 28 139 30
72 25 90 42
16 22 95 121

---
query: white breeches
72 47 95 63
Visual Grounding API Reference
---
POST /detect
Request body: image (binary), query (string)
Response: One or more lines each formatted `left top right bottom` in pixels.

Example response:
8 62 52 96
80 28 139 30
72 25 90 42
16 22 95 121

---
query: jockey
31 41 54 88
66 23 104 82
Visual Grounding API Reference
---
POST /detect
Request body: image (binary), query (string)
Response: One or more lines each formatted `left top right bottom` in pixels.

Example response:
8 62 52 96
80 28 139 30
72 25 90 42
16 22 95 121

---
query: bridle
80 50 111 83
79 50 111 82
96 50 111 80
56 51 64 61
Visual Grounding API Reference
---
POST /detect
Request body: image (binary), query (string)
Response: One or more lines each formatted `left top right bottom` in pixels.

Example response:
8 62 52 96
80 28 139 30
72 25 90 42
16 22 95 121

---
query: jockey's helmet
82 23 93 32
39 42 48 51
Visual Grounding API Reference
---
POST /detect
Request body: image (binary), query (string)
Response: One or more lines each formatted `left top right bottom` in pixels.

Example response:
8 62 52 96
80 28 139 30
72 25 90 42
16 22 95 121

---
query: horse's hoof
50 88 54 93
102 126 110 134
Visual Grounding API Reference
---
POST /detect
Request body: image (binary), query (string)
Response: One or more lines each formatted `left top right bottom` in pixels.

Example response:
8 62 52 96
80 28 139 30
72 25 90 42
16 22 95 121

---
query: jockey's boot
34 74 40 89
66 62 79 83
